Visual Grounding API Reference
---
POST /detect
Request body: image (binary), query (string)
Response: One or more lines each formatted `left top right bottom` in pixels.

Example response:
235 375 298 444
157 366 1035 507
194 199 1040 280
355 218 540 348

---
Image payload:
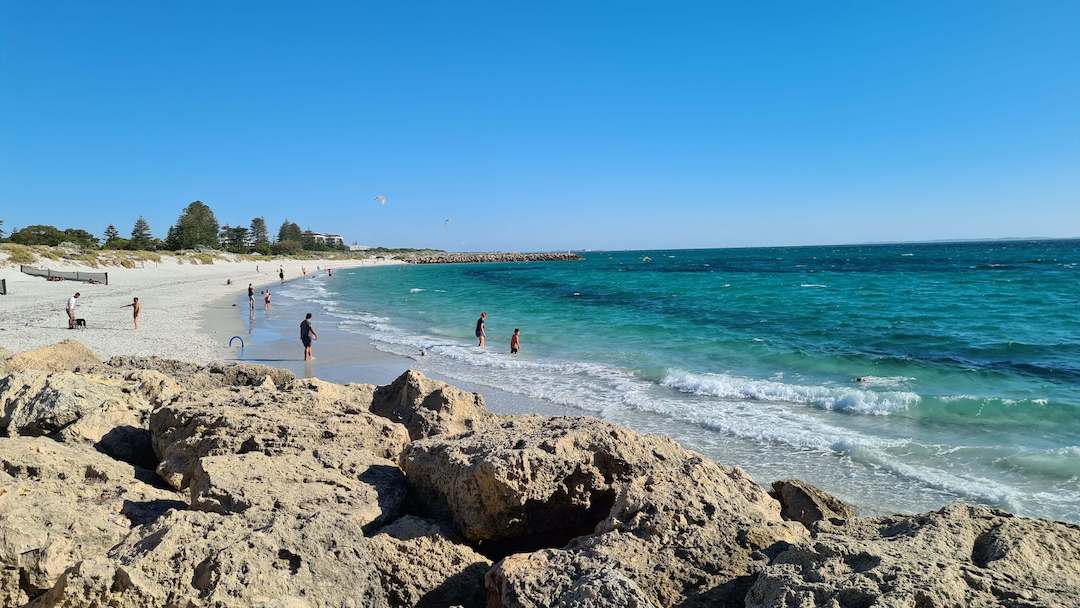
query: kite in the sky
443 218 452 230
373 195 387 205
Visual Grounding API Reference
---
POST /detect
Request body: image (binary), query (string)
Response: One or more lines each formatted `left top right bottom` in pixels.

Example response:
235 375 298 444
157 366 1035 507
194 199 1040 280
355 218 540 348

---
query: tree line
0 201 350 254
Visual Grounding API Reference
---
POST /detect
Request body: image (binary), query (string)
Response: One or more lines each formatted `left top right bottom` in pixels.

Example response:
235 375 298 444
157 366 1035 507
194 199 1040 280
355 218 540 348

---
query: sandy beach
0 254 402 361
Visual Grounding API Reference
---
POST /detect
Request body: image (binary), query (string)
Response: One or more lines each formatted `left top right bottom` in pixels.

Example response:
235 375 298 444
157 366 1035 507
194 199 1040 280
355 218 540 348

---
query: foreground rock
2 340 101 374
747 503 1080 607
0 370 156 467
0 437 181 606
367 516 491 608
3 342 1079 607
371 369 493 440
405 416 805 606
770 479 857 529
31 510 389 608
151 383 408 490
486 451 806 607
191 451 404 532
107 355 297 391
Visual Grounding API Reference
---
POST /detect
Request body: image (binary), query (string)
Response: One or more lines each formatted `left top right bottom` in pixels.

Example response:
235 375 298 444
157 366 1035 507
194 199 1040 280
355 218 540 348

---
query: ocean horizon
252 238 1080 522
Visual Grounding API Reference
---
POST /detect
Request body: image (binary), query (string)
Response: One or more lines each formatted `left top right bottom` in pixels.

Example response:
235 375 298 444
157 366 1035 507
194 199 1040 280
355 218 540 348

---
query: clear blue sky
2 2 1078 251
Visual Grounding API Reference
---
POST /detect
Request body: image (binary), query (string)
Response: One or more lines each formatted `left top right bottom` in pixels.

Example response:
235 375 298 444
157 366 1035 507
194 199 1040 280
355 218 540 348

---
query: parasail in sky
373 195 387 205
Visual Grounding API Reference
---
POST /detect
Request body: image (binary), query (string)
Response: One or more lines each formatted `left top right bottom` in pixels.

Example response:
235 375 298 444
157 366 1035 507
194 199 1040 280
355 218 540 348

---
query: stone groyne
405 251 581 264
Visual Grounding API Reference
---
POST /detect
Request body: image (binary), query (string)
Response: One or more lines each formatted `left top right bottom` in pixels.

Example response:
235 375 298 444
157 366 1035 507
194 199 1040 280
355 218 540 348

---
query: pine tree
104 225 120 244
167 201 220 250
218 225 250 254
130 217 153 250
277 219 303 244
250 217 270 253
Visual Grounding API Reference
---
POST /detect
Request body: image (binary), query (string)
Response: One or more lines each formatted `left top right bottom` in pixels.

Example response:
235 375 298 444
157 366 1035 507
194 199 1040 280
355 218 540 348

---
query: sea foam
660 370 920 415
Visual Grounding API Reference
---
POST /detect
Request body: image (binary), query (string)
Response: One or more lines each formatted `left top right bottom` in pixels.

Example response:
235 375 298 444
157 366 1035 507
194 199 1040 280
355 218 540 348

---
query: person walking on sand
510 328 521 355
279 267 284 282
475 312 487 347
300 313 318 360
121 297 141 329
65 292 80 329
247 284 255 310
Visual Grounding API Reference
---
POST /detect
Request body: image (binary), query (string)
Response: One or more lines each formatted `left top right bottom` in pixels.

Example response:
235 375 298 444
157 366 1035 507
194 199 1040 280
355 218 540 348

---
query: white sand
0 255 401 361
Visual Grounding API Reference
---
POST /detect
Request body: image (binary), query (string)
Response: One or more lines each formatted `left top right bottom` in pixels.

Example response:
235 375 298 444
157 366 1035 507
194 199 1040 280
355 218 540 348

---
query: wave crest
660 370 920 415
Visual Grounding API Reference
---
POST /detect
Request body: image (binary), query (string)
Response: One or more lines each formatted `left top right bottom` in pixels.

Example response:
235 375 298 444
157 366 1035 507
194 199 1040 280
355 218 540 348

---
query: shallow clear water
280 240 1080 521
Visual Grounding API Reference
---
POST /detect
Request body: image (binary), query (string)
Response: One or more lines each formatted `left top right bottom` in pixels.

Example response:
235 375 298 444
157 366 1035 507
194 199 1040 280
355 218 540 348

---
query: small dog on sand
74 318 87 329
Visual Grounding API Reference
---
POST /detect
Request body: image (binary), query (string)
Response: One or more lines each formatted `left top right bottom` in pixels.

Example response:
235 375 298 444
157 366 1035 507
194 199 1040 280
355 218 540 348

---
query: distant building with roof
302 231 345 246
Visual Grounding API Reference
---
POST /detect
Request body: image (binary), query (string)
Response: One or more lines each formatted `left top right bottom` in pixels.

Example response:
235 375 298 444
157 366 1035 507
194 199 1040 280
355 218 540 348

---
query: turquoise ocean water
279 240 1080 521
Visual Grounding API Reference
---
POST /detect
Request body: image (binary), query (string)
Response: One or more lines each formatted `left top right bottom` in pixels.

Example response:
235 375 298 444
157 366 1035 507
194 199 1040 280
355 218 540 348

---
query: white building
302 231 345 246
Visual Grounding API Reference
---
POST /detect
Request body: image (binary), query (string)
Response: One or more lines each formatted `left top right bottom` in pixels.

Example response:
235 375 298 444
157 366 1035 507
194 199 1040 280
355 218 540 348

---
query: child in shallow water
510 328 520 355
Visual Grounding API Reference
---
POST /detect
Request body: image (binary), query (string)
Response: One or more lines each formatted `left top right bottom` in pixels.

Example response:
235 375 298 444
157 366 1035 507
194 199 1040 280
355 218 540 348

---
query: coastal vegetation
0 200 361 258
0 201 446 268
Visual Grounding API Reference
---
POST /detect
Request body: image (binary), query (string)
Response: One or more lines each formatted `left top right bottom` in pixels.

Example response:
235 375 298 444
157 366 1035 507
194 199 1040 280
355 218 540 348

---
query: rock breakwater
1 341 1077 607
405 252 581 264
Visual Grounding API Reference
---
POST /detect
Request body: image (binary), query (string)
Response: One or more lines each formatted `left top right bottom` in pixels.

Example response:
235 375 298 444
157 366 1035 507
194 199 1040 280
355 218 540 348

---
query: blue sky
2 2 1078 251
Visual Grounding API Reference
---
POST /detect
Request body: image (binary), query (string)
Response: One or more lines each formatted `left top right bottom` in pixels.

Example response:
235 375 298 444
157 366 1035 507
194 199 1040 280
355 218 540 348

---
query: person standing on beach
300 313 317 361
510 328 520 355
475 312 487 347
121 297 141 329
264 289 272 310
247 284 255 310
65 292 80 329
279 267 284 282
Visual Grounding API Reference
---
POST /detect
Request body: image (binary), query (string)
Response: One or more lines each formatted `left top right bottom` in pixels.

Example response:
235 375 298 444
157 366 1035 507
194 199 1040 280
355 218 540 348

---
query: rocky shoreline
1 340 1077 607
404 252 581 264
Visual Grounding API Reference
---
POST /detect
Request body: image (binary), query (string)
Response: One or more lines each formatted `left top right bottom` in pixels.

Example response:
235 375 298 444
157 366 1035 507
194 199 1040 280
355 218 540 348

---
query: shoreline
199 257 1080 525
0 256 402 361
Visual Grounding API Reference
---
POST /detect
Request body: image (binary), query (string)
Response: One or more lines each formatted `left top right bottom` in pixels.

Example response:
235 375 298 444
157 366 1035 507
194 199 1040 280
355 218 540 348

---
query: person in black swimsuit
248 284 255 310
300 313 318 360
475 312 487 347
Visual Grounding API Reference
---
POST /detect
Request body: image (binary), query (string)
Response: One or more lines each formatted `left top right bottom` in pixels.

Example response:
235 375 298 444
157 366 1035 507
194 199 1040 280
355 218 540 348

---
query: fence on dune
19 265 109 285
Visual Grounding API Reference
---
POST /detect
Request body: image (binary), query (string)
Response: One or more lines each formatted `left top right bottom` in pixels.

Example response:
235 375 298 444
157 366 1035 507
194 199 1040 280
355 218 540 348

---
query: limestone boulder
190 451 405 532
122 369 182 405
489 552 659 608
366 516 491 608
208 361 297 389
371 369 492 440
30 509 389 608
0 438 182 606
770 479 857 529
0 371 155 467
486 455 805 608
296 376 376 408
746 503 1080 608
105 356 296 392
403 416 749 553
151 384 409 490
3 340 101 374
